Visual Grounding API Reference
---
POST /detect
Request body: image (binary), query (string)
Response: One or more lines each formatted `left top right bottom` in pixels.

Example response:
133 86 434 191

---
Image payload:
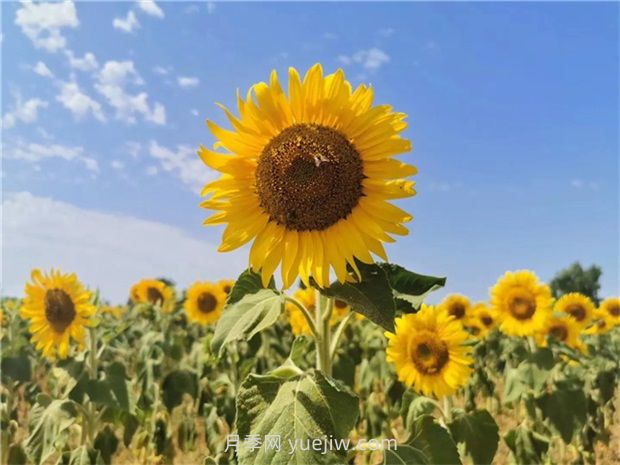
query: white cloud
123 141 142 158
95 60 166 125
15 0 79 52
65 50 99 71
177 76 199 88
33 61 54 78
136 0 164 18
113 10 140 33
56 81 106 122
153 65 171 75
4 139 99 173
2 96 48 129
110 160 125 170
148 141 212 192
2 192 245 303
338 47 390 71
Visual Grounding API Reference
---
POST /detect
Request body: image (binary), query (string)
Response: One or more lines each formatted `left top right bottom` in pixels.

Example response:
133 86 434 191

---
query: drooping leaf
317 261 396 331
228 269 276 305
448 409 499 465
400 392 437 432
94 425 119 465
236 370 359 465
504 426 550 465
24 399 78 464
212 289 284 356
162 369 198 411
536 380 587 443
105 361 131 412
379 264 446 312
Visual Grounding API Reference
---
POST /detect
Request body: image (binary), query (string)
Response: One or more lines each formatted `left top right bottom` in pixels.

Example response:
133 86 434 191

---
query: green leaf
448 409 499 465
317 261 396 331
536 380 587 443
236 370 359 465
25 399 77 464
503 348 554 403
228 269 276 305
386 415 461 465
400 391 437 431
94 425 119 465
105 362 131 412
6 444 28 465
212 289 284 356
86 379 116 408
162 369 198 411
1 350 32 383
504 425 549 465
64 445 104 465
379 264 446 312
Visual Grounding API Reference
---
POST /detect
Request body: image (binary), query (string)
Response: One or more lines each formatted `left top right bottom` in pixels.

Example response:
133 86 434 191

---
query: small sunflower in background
285 287 349 335
100 305 125 319
385 304 472 399
585 309 615 335
554 292 595 327
184 282 226 325
199 63 416 289
537 315 586 353
20 269 95 360
491 270 552 337
130 279 175 312
439 294 471 323
598 297 620 326
217 279 235 297
464 303 497 339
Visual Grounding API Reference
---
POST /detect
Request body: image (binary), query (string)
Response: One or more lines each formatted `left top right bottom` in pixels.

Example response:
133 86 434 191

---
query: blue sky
2 1 619 303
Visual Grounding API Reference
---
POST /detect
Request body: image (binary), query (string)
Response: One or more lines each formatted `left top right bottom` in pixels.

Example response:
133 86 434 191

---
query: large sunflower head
598 297 620 324
130 279 175 312
554 292 595 327
198 64 416 288
385 305 473 399
20 269 95 360
439 294 471 322
536 315 586 353
184 281 226 325
491 270 552 337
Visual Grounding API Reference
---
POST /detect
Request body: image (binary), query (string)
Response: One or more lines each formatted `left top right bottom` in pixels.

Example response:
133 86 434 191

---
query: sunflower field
2 64 619 465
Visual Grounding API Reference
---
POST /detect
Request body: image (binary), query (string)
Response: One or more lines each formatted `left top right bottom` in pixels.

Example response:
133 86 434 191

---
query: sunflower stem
84 326 99 448
329 312 354 359
284 296 319 339
314 291 332 376
442 395 454 423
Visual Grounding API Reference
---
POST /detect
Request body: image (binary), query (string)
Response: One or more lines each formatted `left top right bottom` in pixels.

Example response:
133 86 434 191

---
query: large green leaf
448 409 499 465
504 426 549 464
94 425 119 464
25 399 77 464
536 380 587 443
503 348 554 403
236 370 358 465
379 264 446 312
400 392 437 431
385 415 461 465
162 369 198 411
317 261 396 331
212 289 284 356
228 269 276 305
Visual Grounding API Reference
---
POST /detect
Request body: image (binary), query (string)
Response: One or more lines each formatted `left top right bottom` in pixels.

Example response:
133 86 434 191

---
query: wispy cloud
2 95 48 129
56 81 106 122
4 139 99 173
338 47 390 71
113 10 140 33
148 141 212 192
65 50 99 71
33 61 54 78
177 76 200 88
15 0 79 52
136 0 164 18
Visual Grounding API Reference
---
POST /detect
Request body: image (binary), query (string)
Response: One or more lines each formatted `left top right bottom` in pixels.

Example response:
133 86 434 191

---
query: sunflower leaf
447 409 499 465
379 263 447 312
236 370 358 465
212 289 284 356
228 269 276 305
315 261 396 332
24 399 78 464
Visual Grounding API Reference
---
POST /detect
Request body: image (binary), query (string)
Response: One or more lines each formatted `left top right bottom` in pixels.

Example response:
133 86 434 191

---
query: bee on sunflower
130 279 176 312
490 270 552 337
285 287 350 336
439 294 471 323
554 292 595 327
184 282 226 325
198 63 416 288
536 315 586 353
20 269 95 360
385 305 473 399
598 297 620 326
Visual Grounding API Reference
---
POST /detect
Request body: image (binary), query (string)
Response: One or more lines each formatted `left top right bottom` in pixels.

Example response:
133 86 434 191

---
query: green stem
314 291 333 377
329 312 354 359
442 396 454 423
84 326 99 447
284 296 319 338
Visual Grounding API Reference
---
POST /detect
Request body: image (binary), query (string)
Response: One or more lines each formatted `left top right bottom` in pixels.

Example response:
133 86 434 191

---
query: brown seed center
411 340 449 375
549 324 568 341
255 124 364 231
334 299 348 309
608 304 620 317
481 315 494 327
222 285 232 294
146 287 164 305
197 292 218 314
449 304 466 320
565 304 586 321
45 289 76 333
508 296 536 320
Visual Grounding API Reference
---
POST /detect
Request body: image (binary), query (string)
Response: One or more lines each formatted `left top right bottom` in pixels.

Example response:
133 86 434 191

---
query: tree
549 262 602 304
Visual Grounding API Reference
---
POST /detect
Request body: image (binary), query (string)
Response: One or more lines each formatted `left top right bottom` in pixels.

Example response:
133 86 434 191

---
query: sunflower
100 305 124 319
385 305 472 399
19 269 95 360
439 294 471 323
598 297 620 325
464 303 496 339
130 279 175 312
217 279 235 296
285 287 349 335
198 64 416 288
184 281 226 325
536 315 586 353
585 309 615 335
554 293 595 327
490 270 552 337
